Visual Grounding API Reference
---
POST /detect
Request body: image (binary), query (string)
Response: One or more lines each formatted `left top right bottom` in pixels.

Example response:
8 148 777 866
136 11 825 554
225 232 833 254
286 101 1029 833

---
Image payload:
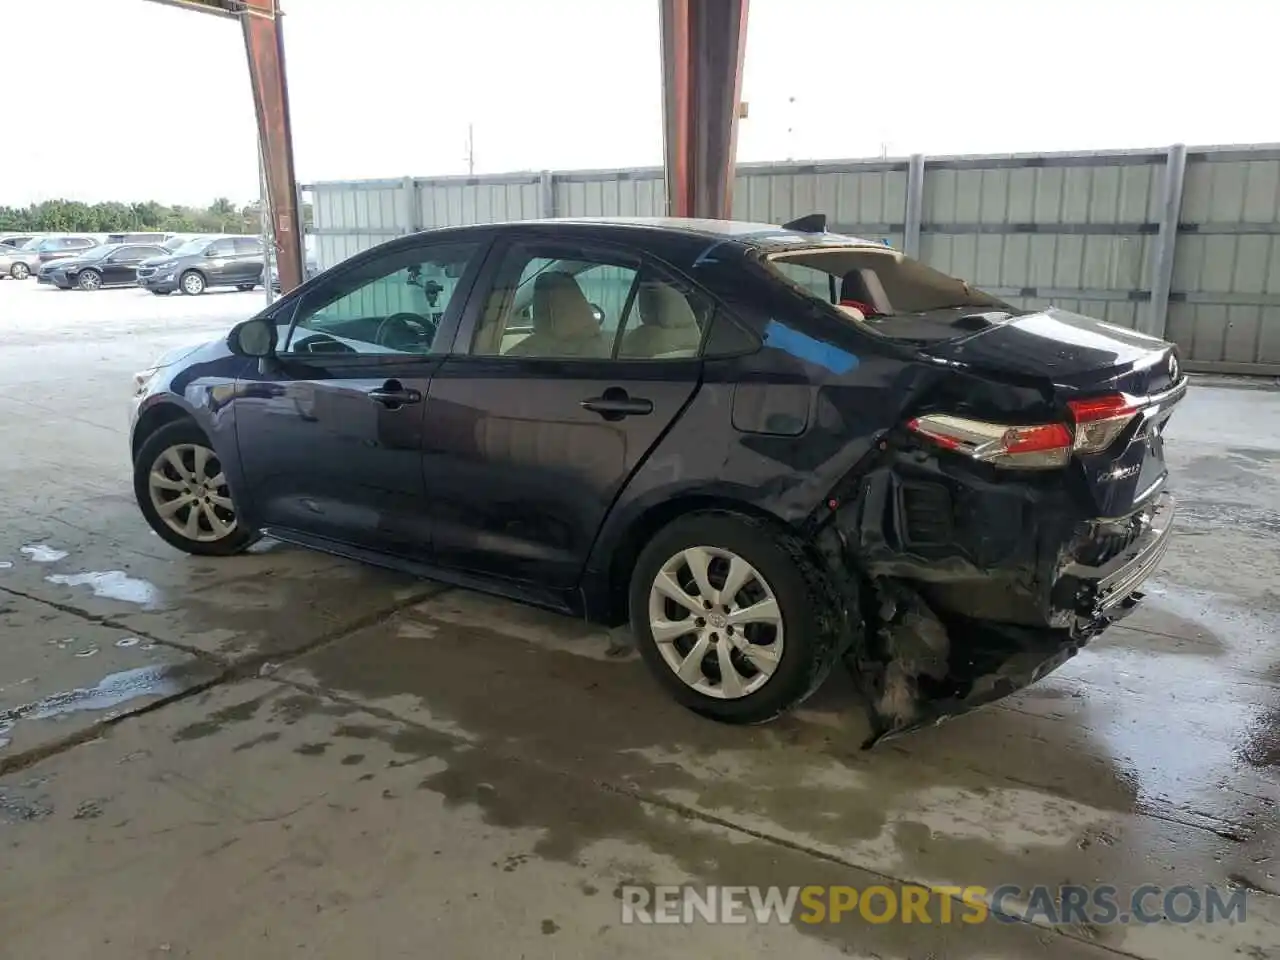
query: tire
236 283 256 292
10 262 30 280
77 269 102 291
628 510 841 724
150 289 169 296
179 270 206 296
133 419 259 557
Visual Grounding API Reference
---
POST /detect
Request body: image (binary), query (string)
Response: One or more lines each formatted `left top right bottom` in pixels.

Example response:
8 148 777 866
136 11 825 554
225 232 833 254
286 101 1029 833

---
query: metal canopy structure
146 0 749 294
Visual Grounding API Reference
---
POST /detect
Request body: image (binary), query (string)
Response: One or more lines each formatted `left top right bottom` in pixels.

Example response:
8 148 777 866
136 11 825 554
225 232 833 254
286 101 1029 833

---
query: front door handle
580 389 653 420
368 379 422 408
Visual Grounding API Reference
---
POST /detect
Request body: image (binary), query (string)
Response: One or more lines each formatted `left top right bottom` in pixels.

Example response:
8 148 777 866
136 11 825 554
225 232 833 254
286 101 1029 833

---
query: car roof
437 216 887 254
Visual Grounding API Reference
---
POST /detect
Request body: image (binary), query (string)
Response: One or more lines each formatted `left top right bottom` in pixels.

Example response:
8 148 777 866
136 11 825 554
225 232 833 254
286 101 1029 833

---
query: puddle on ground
19 544 68 563
0 664 200 736
44 571 160 607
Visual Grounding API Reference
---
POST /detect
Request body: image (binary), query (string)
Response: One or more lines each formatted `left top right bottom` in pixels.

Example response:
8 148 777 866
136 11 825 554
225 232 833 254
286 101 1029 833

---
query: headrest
533 272 599 339
840 269 873 304
638 281 698 329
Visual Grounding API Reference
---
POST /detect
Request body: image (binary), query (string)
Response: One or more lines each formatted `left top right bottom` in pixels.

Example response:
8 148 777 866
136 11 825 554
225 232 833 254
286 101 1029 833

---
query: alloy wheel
11 263 29 279
147 443 238 543
78 270 101 291
647 545 785 699
182 272 205 295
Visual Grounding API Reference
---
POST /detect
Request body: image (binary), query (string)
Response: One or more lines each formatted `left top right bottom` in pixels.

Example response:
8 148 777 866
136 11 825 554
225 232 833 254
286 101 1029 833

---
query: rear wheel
179 270 206 296
629 511 840 723
10 262 29 280
77 269 102 291
133 419 259 556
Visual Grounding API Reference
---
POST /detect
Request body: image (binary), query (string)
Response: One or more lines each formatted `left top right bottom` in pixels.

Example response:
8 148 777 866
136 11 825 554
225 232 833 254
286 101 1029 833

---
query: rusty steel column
241 0 304 293
659 0 749 219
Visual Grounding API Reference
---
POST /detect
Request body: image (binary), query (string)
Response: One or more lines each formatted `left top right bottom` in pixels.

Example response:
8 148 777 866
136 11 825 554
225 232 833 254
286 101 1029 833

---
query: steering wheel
375 312 436 350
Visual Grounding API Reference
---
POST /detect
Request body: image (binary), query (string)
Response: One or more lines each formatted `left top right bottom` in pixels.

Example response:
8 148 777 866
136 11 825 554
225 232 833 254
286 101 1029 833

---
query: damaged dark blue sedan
129 216 1184 742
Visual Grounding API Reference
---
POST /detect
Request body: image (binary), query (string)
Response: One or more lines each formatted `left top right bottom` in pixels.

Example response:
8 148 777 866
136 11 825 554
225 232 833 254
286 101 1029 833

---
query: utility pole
258 143 274 306
465 123 475 176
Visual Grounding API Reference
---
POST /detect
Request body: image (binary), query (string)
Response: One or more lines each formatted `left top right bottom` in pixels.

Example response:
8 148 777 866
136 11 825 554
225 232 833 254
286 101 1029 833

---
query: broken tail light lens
906 415 1072 469
1068 393 1140 454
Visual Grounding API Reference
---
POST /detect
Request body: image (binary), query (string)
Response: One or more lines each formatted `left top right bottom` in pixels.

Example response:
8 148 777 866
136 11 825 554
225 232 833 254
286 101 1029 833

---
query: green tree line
0 197 313 236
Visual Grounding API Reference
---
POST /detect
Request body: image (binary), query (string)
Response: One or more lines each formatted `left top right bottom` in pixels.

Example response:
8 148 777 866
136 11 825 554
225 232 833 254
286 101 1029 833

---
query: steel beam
241 0 305 293
659 0 749 219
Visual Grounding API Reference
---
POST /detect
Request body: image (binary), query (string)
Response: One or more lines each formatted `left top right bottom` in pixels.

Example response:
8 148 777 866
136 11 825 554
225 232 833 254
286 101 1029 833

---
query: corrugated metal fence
304 143 1280 375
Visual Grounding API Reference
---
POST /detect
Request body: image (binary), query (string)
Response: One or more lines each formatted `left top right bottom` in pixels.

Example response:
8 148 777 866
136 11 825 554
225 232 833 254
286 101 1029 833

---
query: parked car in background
0 234 38 250
104 232 171 245
40 242 170 290
267 238 320 292
3 236 95 278
137 235 264 295
127 216 1185 740
0 244 38 279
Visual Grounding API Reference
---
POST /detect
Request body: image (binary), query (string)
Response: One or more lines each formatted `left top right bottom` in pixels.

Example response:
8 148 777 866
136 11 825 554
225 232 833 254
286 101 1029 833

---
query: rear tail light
907 392 1143 469
1067 393 1140 454
906 415 1072 469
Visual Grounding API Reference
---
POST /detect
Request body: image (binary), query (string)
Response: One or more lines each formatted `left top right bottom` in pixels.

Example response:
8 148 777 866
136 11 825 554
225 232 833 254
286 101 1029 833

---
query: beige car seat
505 272 607 358
619 281 702 358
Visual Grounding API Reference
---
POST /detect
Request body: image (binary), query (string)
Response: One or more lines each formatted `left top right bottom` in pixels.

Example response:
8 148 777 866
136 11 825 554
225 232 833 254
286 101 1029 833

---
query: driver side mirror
227 317 276 358
205 248 220 258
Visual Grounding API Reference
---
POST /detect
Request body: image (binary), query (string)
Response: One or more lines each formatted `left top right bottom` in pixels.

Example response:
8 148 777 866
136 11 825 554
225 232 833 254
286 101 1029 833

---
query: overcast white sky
6 0 1278 207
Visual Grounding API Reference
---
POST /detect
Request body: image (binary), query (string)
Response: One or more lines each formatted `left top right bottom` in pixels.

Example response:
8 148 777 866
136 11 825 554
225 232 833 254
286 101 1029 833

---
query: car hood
153 338 230 370
887 307 1176 394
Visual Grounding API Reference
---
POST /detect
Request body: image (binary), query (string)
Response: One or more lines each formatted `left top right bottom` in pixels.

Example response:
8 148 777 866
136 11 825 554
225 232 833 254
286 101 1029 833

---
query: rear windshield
765 246 1015 324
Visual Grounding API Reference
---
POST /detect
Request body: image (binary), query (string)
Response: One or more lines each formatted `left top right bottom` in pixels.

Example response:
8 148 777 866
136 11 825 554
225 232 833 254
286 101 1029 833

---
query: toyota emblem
1168 353 1180 381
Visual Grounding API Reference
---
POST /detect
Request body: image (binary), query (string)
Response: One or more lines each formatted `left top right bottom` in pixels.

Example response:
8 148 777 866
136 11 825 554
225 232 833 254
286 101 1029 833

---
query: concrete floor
0 280 1276 959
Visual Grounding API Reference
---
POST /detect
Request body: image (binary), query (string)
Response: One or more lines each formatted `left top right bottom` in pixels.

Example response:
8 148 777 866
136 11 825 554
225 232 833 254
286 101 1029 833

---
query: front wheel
179 270 206 296
629 511 841 724
133 419 259 556
77 269 102 291
10 262 30 280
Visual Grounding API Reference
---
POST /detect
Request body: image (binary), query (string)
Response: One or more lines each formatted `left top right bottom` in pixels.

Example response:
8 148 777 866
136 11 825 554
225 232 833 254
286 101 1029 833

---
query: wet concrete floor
0 286 1276 958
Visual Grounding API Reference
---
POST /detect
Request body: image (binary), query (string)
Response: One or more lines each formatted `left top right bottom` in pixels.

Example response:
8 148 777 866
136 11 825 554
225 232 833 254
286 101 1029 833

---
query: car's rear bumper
1059 493 1174 617
827 454 1176 743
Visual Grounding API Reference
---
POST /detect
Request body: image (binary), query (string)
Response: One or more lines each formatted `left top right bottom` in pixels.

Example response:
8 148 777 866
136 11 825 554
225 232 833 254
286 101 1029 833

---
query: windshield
20 237 45 251
766 247 1013 319
169 238 209 257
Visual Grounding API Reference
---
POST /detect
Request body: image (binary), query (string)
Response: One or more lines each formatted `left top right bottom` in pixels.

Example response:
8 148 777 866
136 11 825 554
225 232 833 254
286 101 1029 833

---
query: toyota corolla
128 217 1184 742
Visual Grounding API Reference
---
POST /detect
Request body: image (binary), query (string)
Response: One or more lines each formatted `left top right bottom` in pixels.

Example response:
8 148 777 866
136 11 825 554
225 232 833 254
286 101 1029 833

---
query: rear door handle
368 380 422 408
580 390 653 420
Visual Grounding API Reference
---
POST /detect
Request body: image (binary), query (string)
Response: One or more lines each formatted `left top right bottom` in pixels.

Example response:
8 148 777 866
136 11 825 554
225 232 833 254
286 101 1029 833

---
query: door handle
368 380 422 408
580 389 653 420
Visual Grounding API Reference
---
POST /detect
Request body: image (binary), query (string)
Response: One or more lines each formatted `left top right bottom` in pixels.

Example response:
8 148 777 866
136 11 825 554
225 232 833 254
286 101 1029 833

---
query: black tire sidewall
133 419 257 557
629 511 836 724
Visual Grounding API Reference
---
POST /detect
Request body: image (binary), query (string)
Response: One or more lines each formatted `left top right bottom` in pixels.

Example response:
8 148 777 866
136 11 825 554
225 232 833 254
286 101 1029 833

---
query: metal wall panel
553 172 666 219
305 143 1280 374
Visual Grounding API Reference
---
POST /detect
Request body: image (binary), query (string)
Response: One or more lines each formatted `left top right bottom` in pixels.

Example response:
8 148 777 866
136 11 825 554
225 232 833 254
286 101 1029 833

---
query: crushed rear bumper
825 453 1175 744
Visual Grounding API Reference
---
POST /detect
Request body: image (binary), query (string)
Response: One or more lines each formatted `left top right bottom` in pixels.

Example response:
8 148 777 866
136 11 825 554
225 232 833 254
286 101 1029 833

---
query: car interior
484 258 710 360
769 247 1011 319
